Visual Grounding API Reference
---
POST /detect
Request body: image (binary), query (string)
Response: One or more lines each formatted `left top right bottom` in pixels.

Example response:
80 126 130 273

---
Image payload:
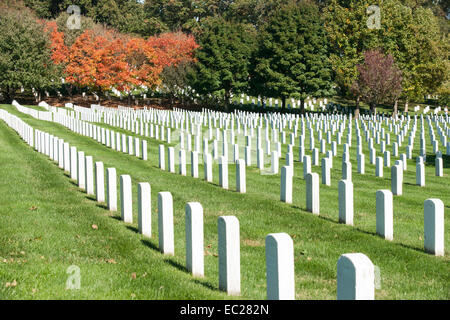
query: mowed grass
0 104 449 300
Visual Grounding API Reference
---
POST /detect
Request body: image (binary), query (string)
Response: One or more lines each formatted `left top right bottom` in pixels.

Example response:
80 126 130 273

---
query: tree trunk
370 103 376 115
224 89 230 112
5 85 13 103
300 99 305 114
281 96 286 110
404 98 409 113
354 95 360 118
393 99 398 117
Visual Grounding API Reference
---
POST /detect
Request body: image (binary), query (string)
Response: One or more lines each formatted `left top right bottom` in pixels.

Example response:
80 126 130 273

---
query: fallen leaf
92 224 98 230
142 272 147 278
131 272 136 279
5 280 17 288
29 206 38 211
32 288 37 294
107 258 117 264
159 286 164 290
307 257 312 261
131 293 136 298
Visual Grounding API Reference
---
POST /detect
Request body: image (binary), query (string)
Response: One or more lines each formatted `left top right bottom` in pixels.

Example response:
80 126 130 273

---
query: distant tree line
0 0 448 114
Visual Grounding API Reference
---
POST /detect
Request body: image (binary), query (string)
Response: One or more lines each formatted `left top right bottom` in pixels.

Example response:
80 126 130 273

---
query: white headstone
265 233 295 300
138 182 151 237
218 216 240 296
95 161 105 202
376 190 393 241
120 175 132 223
424 199 444 256
280 166 293 203
85 156 94 195
306 172 319 215
339 180 354 226
236 159 246 193
158 192 174 255
186 202 204 277
337 253 374 300
106 167 117 211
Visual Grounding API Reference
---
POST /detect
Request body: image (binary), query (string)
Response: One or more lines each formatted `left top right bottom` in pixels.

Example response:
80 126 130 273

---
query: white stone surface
138 182 151 237
337 253 375 300
219 156 229 189
424 199 444 256
376 190 393 240
95 161 105 202
265 233 295 300
85 156 94 195
280 166 293 203
120 174 132 223
158 191 174 255
106 167 117 211
185 202 204 277
306 172 319 215
218 216 240 296
236 159 246 193
339 180 354 226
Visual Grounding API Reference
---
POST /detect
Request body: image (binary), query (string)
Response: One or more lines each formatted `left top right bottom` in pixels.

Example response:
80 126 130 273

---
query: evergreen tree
251 0 334 111
189 16 257 111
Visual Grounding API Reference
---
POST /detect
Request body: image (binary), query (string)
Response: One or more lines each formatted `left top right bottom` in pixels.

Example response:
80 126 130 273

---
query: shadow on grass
96 203 108 210
354 227 377 237
396 242 427 254
164 258 188 273
126 225 139 233
317 215 338 224
141 239 160 252
192 279 221 293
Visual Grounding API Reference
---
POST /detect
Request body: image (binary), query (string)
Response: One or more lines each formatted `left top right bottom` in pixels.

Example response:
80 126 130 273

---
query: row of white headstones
2 106 404 300
27 102 447 257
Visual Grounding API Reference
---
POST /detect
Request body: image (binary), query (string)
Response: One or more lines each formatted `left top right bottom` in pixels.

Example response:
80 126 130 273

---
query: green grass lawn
0 103 448 300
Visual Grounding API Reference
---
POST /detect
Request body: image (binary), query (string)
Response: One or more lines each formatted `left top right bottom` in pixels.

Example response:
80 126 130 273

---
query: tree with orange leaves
147 32 199 68
45 22 199 104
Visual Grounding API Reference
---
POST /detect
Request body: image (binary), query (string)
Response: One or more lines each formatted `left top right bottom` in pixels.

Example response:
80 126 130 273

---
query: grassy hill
0 103 448 299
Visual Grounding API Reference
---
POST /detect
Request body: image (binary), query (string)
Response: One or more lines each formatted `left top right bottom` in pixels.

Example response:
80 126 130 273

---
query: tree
351 49 402 115
189 16 257 110
0 6 58 103
147 32 199 69
251 0 334 111
323 0 448 111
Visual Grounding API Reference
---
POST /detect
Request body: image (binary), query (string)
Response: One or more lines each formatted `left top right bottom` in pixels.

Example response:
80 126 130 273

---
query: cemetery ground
0 103 448 300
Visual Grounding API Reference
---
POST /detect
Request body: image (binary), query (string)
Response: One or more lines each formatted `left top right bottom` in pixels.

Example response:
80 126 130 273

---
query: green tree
189 16 257 111
251 0 334 111
0 6 58 103
323 0 448 112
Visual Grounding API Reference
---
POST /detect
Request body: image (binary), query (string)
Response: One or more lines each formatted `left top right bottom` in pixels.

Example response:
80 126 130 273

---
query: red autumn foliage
47 24 199 95
147 32 199 68
351 49 402 113
44 21 69 65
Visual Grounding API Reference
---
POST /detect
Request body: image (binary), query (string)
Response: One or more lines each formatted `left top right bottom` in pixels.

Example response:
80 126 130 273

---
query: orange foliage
147 32 199 68
44 21 69 65
46 24 199 94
